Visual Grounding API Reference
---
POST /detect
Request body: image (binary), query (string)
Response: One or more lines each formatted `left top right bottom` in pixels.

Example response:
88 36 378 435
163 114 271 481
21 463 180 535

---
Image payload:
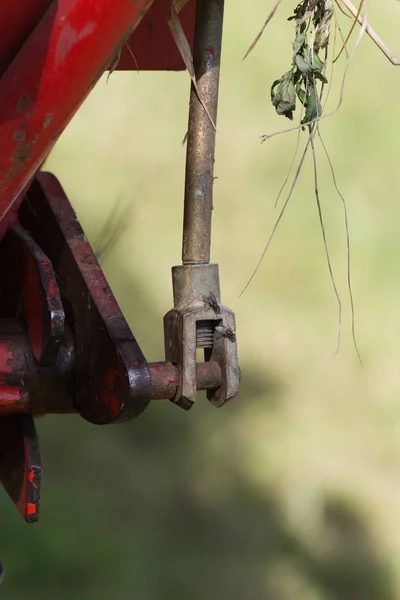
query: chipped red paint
28 469 38 489
0 0 197 231
27 503 36 516
48 278 56 296
20 419 41 522
0 383 28 414
0 0 156 224
14 225 65 365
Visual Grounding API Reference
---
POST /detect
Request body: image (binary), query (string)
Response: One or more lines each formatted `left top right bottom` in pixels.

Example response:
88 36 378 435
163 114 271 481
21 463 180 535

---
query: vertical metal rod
182 0 224 265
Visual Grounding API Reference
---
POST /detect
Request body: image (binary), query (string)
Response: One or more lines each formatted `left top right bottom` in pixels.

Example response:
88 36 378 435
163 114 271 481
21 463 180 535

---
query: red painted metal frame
118 0 196 71
0 0 199 522
0 0 195 77
0 0 155 226
0 0 53 77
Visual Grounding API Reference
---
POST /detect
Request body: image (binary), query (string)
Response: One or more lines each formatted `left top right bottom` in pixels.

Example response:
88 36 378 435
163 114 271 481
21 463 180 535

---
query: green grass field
2 2 400 598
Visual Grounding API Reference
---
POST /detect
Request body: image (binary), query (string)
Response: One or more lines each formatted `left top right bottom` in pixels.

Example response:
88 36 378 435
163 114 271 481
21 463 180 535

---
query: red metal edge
0 0 195 77
0 0 155 225
22 172 153 424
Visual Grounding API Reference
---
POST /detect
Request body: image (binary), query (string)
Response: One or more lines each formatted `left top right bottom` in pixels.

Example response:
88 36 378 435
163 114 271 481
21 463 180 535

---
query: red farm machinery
0 0 240 524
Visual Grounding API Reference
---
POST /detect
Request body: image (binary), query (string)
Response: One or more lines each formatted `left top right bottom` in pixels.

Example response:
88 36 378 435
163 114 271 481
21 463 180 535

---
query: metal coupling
163 0 239 410
164 263 239 409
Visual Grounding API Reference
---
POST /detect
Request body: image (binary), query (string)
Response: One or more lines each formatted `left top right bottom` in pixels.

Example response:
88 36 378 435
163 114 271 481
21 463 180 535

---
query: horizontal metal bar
0 318 222 413
148 361 222 399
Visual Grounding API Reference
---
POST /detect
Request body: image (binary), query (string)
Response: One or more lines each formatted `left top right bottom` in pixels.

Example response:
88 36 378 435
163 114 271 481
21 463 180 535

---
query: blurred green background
2 1 400 598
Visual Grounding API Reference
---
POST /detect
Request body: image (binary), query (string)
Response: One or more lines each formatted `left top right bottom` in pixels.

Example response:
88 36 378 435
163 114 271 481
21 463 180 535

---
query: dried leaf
243 0 282 61
308 49 328 82
338 0 400 66
295 47 328 83
314 0 334 52
293 33 306 56
106 48 122 83
309 49 325 71
295 53 313 74
296 82 306 104
173 0 189 14
271 71 297 120
300 0 321 22
303 86 322 123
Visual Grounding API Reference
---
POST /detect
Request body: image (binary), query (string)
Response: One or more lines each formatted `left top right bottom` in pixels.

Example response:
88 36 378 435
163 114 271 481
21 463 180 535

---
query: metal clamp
164 0 239 410
164 263 239 409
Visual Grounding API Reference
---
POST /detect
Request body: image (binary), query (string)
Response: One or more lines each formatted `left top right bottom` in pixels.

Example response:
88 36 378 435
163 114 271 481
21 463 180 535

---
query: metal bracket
18 173 152 425
164 264 239 409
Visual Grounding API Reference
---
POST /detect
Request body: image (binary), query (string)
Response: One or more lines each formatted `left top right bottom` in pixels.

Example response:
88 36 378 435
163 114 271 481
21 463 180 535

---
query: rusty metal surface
182 0 224 265
165 263 221 408
149 360 221 399
0 318 75 415
164 263 239 409
0 322 222 415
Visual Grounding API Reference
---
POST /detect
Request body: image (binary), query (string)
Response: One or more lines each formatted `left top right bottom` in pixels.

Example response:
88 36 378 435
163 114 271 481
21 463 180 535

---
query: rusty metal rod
182 0 224 265
0 341 222 413
148 361 222 399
